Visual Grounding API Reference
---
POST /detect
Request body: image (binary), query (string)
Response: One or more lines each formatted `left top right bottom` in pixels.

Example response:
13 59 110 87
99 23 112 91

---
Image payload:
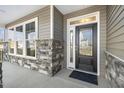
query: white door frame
67 11 100 76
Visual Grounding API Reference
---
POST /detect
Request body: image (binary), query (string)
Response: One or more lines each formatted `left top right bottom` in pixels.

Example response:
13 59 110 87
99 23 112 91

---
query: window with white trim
8 17 38 58
25 21 36 57
8 28 15 54
16 25 24 55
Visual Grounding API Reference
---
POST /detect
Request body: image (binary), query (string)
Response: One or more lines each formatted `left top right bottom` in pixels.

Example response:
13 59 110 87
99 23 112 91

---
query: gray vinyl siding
53 6 63 41
106 5 124 60
6 6 50 39
63 5 107 78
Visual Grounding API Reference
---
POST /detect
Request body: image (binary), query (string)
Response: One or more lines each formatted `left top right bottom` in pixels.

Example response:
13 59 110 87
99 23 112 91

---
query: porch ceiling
0 5 46 25
0 5 92 26
55 5 93 15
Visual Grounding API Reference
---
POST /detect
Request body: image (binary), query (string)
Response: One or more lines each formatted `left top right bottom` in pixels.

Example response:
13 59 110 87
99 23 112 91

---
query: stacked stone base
4 39 63 76
0 63 2 88
105 52 124 87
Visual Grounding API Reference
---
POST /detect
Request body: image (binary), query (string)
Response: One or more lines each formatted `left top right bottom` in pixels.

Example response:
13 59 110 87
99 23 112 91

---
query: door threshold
75 69 98 76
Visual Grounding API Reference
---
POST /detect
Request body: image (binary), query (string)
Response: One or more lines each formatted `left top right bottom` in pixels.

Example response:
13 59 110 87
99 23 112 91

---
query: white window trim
8 17 38 59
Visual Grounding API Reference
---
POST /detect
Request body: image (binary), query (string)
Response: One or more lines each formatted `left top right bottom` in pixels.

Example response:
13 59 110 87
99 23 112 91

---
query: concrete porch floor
2 62 110 88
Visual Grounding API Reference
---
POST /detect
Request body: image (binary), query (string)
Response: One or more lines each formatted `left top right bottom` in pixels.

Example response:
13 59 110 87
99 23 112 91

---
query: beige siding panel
107 43 124 49
107 34 124 43
107 17 124 36
6 6 51 39
107 6 121 27
107 7 124 35
63 5 107 78
107 6 116 21
53 6 63 41
107 26 124 40
107 5 124 60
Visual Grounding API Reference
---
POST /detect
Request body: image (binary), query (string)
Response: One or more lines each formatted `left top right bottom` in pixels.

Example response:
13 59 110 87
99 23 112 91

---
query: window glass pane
8 29 14 54
16 41 23 55
79 28 93 56
26 40 35 57
26 22 35 40
8 28 14 41
0 28 4 49
15 26 23 41
70 30 73 63
0 28 4 42
9 41 14 54
70 16 96 25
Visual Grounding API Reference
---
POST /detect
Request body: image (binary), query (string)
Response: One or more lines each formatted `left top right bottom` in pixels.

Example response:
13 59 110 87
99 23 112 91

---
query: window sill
9 54 37 60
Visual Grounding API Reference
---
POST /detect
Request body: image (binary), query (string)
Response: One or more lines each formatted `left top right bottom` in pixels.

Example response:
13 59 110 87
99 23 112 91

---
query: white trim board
50 5 54 39
67 11 100 76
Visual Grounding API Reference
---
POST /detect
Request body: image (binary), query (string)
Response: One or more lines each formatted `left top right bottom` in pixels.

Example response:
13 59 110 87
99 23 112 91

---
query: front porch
0 5 124 88
2 62 109 88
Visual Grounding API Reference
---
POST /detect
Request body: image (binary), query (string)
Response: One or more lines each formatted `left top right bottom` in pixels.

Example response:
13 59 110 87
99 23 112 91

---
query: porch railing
0 42 3 63
0 50 2 63
0 42 3 87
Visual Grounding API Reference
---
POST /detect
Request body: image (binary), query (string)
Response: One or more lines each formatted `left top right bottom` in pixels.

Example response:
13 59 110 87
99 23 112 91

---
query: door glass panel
79 28 92 56
70 30 73 63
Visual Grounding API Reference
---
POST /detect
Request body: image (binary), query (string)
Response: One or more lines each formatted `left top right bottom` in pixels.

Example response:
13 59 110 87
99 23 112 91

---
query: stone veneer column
105 52 124 87
0 63 2 88
36 39 64 76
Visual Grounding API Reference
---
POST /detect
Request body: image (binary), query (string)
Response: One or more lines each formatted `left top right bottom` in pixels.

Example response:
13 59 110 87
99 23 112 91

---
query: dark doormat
69 70 98 85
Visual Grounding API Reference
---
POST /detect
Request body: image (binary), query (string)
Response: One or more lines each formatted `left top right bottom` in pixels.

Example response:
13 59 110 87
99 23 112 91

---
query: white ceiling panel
55 5 92 14
0 5 46 25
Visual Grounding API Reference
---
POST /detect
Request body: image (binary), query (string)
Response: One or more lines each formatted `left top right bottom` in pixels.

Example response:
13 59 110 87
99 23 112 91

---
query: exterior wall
106 5 124 60
4 6 64 76
53 6 63 41
63 6 107 78
106 5 124 87
6 6 51 39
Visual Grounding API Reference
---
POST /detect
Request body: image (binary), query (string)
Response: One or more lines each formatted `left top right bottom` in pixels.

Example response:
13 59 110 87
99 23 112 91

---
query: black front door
75 23 97 73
